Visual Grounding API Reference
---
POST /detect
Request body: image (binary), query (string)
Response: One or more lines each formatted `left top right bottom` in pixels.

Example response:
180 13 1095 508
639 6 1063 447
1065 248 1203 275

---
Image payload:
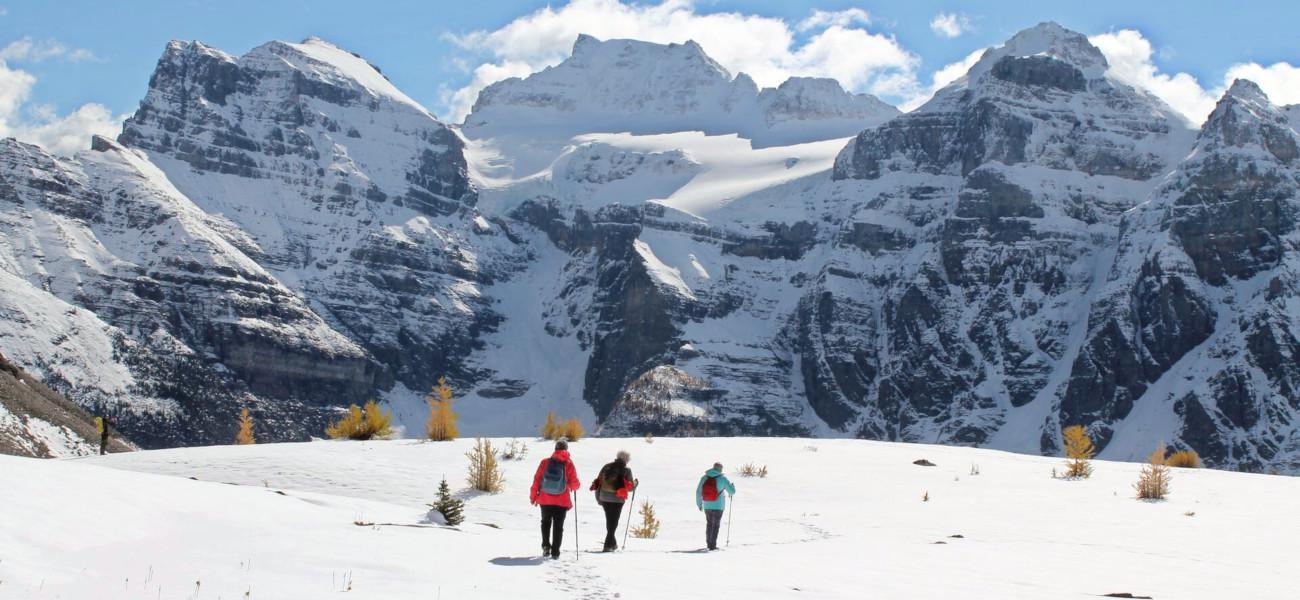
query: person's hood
705 468 722 478
551 450 571 462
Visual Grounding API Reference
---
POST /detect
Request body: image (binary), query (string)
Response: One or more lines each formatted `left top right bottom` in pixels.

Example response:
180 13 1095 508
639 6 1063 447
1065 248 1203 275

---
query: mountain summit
2 25 1298 472
463 34 898 147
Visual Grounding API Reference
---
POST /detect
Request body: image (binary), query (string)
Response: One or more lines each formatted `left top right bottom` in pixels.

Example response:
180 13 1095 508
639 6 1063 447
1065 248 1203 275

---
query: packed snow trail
2 437 1296 599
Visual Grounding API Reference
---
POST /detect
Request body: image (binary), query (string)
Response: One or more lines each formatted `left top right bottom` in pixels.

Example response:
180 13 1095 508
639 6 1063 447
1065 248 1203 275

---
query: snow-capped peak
1197 78 1298 161
757 77 899 126
463 34 897 147
245 37 430 116
995 21 1109 77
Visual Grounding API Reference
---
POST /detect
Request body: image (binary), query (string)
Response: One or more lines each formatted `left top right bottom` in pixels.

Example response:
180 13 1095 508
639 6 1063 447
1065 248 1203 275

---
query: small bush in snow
235 408 256 445
433 477 465 526
466 438 505 493
326 399 393 441
738 463 768 478
1062 425 1096 479
1135 443 1172 500
560 418 585 441
630 500 661 539
425 377 459 442
1165 449 1201 469
501 438 528 461
540 411 560 440
644 432 654 444
540 412 586 441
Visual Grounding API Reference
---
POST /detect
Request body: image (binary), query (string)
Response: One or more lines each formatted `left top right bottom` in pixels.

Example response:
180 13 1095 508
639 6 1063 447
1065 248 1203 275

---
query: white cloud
1091 29 1300 126
1089 30 1216 125
929 13 970 39
900 47 986 111
1 37 99 63
441 0 918 122
1224 62 1300 105
0 56 124 156
797 8 870 32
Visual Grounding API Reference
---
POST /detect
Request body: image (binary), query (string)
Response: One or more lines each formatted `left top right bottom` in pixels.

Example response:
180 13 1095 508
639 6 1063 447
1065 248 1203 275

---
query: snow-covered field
2 438 1295 599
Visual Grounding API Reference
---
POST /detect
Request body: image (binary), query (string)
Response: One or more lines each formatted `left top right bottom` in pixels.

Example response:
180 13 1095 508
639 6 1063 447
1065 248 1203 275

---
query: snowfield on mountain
2 437 1296 599
1 20 1299 474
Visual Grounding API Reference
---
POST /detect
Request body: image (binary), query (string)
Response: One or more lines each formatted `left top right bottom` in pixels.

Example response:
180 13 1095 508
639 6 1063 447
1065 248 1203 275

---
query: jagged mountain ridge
0 24 1297 471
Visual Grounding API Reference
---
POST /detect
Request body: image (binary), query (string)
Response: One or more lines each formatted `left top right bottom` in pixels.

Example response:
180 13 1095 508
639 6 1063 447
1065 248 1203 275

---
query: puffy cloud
797 8 871 32
1091 29 1300 126
1224 62 1300 105
1089 30 1216 125
0 49 124 156
898 47 985 111
1 37 99 63
929 13 971 39
441 0 918 121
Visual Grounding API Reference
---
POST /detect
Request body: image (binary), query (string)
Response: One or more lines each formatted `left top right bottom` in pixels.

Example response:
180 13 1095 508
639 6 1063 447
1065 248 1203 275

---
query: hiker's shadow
489 556 547 567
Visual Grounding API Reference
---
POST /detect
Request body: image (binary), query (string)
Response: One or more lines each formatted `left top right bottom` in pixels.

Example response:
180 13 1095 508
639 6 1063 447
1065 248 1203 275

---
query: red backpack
701 475 720 502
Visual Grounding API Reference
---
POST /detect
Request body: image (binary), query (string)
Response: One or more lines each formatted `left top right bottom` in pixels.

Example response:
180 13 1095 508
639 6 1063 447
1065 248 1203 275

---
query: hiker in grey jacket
590 450 637 552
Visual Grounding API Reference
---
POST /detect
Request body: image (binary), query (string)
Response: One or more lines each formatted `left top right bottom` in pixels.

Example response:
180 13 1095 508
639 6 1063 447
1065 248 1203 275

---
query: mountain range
1 23 1296 473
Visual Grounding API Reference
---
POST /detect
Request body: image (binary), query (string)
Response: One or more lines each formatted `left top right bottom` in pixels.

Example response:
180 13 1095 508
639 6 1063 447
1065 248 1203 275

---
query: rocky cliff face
3 25 1298 472
0 38 511 447
1065 80 1300 469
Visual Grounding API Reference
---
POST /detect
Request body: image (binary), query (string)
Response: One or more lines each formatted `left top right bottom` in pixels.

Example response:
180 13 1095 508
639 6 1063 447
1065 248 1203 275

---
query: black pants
705 509 724 549
540 505 568 557
600 501 624 549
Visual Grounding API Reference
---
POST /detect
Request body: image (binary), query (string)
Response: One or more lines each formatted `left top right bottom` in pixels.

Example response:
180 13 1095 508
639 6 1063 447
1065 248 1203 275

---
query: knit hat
713 462 724 472
555 439 569 451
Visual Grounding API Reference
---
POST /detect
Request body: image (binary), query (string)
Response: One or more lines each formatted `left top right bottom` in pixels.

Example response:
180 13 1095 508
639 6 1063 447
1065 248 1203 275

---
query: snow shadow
489 556 547 567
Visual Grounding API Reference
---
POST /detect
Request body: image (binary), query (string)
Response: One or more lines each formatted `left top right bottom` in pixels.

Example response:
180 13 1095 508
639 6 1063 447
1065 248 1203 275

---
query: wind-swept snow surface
2 438 1295 599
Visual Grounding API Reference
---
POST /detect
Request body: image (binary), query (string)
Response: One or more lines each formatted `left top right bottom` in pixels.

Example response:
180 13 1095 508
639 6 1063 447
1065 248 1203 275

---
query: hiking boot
542 543 551 557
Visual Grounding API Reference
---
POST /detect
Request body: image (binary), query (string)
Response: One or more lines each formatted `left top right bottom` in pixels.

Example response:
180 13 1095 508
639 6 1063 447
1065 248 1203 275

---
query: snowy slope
1 438 1294 599
0 352 131 457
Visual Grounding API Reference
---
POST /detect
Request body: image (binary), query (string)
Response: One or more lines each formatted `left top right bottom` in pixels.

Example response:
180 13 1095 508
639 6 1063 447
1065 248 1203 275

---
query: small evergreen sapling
630 500 660 539
433 477 465 526
466 438 505 493
235 408 256 445
1062 425 1096 479
425 377 459 441
1135 443 1172 500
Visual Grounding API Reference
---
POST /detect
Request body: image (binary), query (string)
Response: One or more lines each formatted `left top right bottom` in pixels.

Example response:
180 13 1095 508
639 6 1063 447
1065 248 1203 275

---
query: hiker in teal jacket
695 463 735 550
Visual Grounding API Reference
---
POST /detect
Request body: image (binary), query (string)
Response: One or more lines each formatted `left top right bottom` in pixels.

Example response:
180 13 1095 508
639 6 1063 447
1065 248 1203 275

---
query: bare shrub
466 438 505 493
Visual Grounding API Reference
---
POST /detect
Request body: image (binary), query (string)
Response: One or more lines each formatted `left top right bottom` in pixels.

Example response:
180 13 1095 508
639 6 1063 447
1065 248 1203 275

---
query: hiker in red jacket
530 439 581 559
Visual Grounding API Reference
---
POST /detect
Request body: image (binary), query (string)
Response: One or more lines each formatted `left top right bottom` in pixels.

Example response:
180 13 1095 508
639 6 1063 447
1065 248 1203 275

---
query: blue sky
3 0 1300 153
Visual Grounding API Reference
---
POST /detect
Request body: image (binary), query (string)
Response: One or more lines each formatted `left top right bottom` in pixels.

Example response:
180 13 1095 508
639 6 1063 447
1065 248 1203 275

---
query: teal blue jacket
695 470 735 511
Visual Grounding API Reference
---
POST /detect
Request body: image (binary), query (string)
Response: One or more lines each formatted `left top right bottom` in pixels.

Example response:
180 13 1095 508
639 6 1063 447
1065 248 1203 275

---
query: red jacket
531 450 580 508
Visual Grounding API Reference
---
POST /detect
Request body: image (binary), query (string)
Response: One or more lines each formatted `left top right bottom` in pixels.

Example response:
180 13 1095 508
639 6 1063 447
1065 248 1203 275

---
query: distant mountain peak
465 34 897 146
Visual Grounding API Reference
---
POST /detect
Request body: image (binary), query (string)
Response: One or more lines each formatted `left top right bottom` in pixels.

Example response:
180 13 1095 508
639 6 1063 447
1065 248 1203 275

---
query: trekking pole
725 494 734 547
573 490 580 561
622 484 638 550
